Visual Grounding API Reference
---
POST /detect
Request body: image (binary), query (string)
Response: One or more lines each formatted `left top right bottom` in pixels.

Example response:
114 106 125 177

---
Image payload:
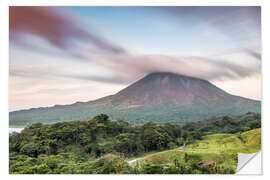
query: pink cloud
9 7 125 54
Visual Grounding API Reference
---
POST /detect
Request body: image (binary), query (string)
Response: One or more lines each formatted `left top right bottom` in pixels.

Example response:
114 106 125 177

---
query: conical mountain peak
10 72 260 126
113 72 227 106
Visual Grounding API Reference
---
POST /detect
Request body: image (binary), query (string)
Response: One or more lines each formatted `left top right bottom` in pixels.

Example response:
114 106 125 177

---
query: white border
1 0 269 180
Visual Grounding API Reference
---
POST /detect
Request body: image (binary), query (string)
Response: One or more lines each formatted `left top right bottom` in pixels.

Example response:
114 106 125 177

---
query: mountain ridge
10 72 261 126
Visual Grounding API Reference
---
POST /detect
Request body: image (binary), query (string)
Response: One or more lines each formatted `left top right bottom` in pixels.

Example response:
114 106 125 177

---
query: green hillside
9 100 261 127
139 128 261 172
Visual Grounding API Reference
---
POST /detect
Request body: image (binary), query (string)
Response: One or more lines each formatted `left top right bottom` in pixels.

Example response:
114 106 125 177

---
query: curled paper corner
236 151 262 174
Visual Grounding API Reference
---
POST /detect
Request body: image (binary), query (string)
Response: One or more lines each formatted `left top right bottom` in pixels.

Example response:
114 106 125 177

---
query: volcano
10 72 261 126
109 72 233 106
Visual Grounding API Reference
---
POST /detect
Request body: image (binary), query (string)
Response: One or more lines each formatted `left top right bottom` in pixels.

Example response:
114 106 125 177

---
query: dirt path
127 143 186 166
128 158 142 166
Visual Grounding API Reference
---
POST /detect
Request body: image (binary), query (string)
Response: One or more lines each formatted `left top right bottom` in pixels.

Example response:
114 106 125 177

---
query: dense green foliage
10 97 260 126
182 112 261 135
9 113 261 174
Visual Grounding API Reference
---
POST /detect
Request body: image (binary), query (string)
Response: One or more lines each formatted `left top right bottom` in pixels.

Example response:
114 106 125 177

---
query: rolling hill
10 72 261 126
136 128 261 172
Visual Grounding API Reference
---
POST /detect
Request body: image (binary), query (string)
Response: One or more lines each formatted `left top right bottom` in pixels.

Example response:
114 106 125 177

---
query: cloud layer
9 7 126 55
10 53 261 85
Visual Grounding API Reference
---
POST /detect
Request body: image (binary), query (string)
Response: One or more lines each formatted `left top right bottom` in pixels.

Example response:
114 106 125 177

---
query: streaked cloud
9 7 126 55
243 49 261 61
10 52 261 85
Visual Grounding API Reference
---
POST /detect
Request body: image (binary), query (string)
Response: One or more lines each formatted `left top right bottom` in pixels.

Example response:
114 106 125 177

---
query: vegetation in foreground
9 112 261 174
138 128 261 173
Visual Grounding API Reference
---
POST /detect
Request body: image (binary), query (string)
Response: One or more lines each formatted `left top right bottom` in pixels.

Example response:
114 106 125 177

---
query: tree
20 142 44 157
248 120 261 129
140 161 164 174
9 133 22 152
91 154 128 174
184 153 189 163
93 114 109 124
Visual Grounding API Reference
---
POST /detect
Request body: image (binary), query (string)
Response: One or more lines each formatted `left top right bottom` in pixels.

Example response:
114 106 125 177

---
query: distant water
9 128 23 134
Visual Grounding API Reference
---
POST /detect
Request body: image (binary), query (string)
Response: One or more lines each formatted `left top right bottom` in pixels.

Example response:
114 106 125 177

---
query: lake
9 128 24 134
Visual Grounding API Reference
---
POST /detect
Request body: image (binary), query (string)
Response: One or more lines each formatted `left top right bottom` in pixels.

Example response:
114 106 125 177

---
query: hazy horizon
9 6 261 111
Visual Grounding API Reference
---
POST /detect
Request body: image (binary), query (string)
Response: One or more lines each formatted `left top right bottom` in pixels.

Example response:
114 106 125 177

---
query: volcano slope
10 72 261 126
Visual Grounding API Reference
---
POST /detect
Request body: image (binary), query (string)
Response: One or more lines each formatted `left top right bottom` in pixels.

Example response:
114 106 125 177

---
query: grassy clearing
139 128 261 171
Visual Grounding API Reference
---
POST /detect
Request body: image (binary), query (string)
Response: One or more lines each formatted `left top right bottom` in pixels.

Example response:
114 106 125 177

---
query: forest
9 112 261 174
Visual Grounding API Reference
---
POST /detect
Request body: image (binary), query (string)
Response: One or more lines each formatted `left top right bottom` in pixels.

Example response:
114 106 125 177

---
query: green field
137 128 261 171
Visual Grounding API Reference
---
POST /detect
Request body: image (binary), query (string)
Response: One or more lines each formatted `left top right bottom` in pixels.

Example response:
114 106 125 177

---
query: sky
9 6 261 111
